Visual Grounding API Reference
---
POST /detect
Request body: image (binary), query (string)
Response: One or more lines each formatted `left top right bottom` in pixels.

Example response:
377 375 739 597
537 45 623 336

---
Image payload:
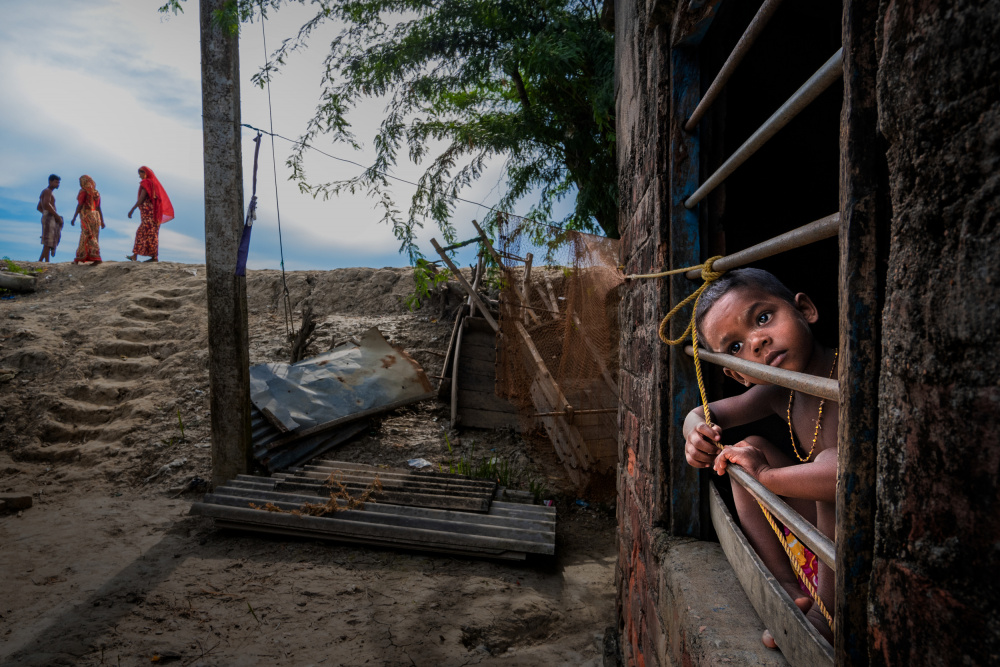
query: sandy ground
0 261 617 667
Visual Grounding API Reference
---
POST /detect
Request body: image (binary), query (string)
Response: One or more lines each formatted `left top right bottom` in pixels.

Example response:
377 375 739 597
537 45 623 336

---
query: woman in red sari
70 175 105 265
126 166 174 262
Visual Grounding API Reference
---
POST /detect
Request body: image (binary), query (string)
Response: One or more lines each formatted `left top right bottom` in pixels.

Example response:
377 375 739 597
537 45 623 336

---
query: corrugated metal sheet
250 327 434 432
249 327 435 472
251 405 369 472
193 460 556 561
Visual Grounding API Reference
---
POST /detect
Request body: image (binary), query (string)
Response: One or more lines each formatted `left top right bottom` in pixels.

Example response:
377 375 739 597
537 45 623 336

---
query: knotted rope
627 256 724 424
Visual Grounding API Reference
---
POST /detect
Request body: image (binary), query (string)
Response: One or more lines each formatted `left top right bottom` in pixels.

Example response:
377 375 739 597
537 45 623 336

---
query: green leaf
166 0 617 260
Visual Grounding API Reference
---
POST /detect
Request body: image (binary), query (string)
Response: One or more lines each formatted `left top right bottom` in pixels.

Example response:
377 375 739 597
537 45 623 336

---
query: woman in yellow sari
70 175 105 264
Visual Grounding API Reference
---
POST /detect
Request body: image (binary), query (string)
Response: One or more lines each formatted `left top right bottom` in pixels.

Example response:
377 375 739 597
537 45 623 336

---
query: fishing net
490 215 624 486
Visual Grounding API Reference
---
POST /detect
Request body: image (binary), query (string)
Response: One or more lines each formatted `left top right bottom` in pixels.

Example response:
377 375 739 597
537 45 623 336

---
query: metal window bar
684 48 844 209
684 0 786 132
726 463 835 567
684 213 840 280
679 210 841 402
678 216 842 569
684 346 838 401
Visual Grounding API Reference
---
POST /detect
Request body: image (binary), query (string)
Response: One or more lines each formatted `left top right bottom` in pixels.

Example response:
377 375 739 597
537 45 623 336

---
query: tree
163 0 617 262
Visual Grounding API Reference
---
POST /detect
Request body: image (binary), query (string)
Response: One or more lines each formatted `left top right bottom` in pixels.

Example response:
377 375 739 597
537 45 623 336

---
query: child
682 268 837 647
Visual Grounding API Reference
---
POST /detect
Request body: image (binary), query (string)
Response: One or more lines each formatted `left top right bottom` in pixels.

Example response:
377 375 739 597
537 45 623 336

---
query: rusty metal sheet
250 327 434 433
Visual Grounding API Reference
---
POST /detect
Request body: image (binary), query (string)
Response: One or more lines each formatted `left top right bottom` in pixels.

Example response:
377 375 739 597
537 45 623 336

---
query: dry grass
249 474 383 516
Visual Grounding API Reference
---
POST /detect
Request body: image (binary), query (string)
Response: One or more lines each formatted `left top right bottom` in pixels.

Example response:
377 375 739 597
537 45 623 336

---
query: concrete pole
201 0 252 486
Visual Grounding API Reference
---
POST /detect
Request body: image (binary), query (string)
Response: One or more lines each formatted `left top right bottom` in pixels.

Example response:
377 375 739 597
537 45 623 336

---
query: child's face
700 285 818 386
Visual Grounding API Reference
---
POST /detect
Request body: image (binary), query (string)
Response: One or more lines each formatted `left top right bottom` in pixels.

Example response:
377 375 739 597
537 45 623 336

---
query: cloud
0 1 577 271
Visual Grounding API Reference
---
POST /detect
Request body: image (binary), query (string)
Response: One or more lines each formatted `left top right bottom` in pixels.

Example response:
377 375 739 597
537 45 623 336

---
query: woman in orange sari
126 166 174 262
70 175 105 264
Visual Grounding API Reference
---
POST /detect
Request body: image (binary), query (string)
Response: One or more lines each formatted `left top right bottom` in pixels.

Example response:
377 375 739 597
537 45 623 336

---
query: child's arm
684 385 779 468
713 444 836 502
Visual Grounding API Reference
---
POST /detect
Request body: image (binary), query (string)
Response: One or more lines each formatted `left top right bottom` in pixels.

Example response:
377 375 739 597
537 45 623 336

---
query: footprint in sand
25 282 204 465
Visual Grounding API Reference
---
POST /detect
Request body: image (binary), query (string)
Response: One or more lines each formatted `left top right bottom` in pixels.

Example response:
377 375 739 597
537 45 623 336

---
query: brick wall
613 0 1000 664
614 0 671 664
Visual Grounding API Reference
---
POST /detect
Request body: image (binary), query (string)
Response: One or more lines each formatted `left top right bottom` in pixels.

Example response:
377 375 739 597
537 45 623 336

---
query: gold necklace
787 350 838 462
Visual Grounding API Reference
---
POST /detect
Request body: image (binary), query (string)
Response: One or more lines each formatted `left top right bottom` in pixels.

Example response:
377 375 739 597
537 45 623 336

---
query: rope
758 497 834 626
631 254 834 630
627 257 723 424
261 14 293 340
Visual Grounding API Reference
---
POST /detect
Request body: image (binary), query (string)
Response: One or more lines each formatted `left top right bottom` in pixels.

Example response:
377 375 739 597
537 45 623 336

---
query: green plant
1 257 44 296
442 435 519 488
246 601 261 625
2 257 44 274
528 479 550 503
2 257 27 274
406 258 451 311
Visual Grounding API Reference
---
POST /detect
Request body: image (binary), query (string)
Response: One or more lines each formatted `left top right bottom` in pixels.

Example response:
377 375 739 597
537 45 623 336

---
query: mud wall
870 1 1000 664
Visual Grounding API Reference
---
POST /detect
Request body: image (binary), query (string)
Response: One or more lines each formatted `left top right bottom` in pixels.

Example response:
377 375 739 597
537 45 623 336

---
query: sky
0 1 565 270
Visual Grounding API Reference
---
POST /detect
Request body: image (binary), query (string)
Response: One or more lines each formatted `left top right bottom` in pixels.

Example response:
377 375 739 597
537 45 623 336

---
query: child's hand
713 441 772 480
685 422 722 468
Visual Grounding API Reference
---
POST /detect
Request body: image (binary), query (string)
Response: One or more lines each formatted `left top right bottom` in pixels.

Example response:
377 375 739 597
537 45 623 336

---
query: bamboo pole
431 238 498 332
469 219 541 325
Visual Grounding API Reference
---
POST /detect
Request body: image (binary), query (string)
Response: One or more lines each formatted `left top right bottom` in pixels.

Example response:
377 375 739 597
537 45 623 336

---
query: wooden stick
521 252 533 324
468 251 485 318
431 238 498 332
535 285 556 313
544 277 559 315
530 408 618 417
451 319 465 427
513 320 570 414
470 219 540 325
437 304 466 396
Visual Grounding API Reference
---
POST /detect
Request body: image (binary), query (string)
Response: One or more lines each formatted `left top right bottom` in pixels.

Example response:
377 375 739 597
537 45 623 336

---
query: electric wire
238 122 602 240
261 17 294 340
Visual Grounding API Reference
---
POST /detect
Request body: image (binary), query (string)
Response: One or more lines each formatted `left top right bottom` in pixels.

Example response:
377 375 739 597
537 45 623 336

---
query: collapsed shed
434 222 621 491
196 324 557 561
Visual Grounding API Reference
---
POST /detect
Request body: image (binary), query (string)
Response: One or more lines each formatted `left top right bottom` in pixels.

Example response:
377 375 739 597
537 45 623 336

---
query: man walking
37 174 64 262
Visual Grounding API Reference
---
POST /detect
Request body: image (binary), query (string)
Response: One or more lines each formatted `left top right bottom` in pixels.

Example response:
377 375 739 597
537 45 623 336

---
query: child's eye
728 341 742 355
757 312 772 326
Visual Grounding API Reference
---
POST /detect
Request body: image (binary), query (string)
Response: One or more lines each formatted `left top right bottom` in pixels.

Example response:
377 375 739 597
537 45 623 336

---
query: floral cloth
73 176 102 263
132 201 160 257
130 166 173 259
138 166 174 224
784 527 819 592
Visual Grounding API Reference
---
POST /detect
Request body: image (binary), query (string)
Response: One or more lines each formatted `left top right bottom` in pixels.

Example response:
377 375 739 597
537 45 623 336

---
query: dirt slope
0 260 616 667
